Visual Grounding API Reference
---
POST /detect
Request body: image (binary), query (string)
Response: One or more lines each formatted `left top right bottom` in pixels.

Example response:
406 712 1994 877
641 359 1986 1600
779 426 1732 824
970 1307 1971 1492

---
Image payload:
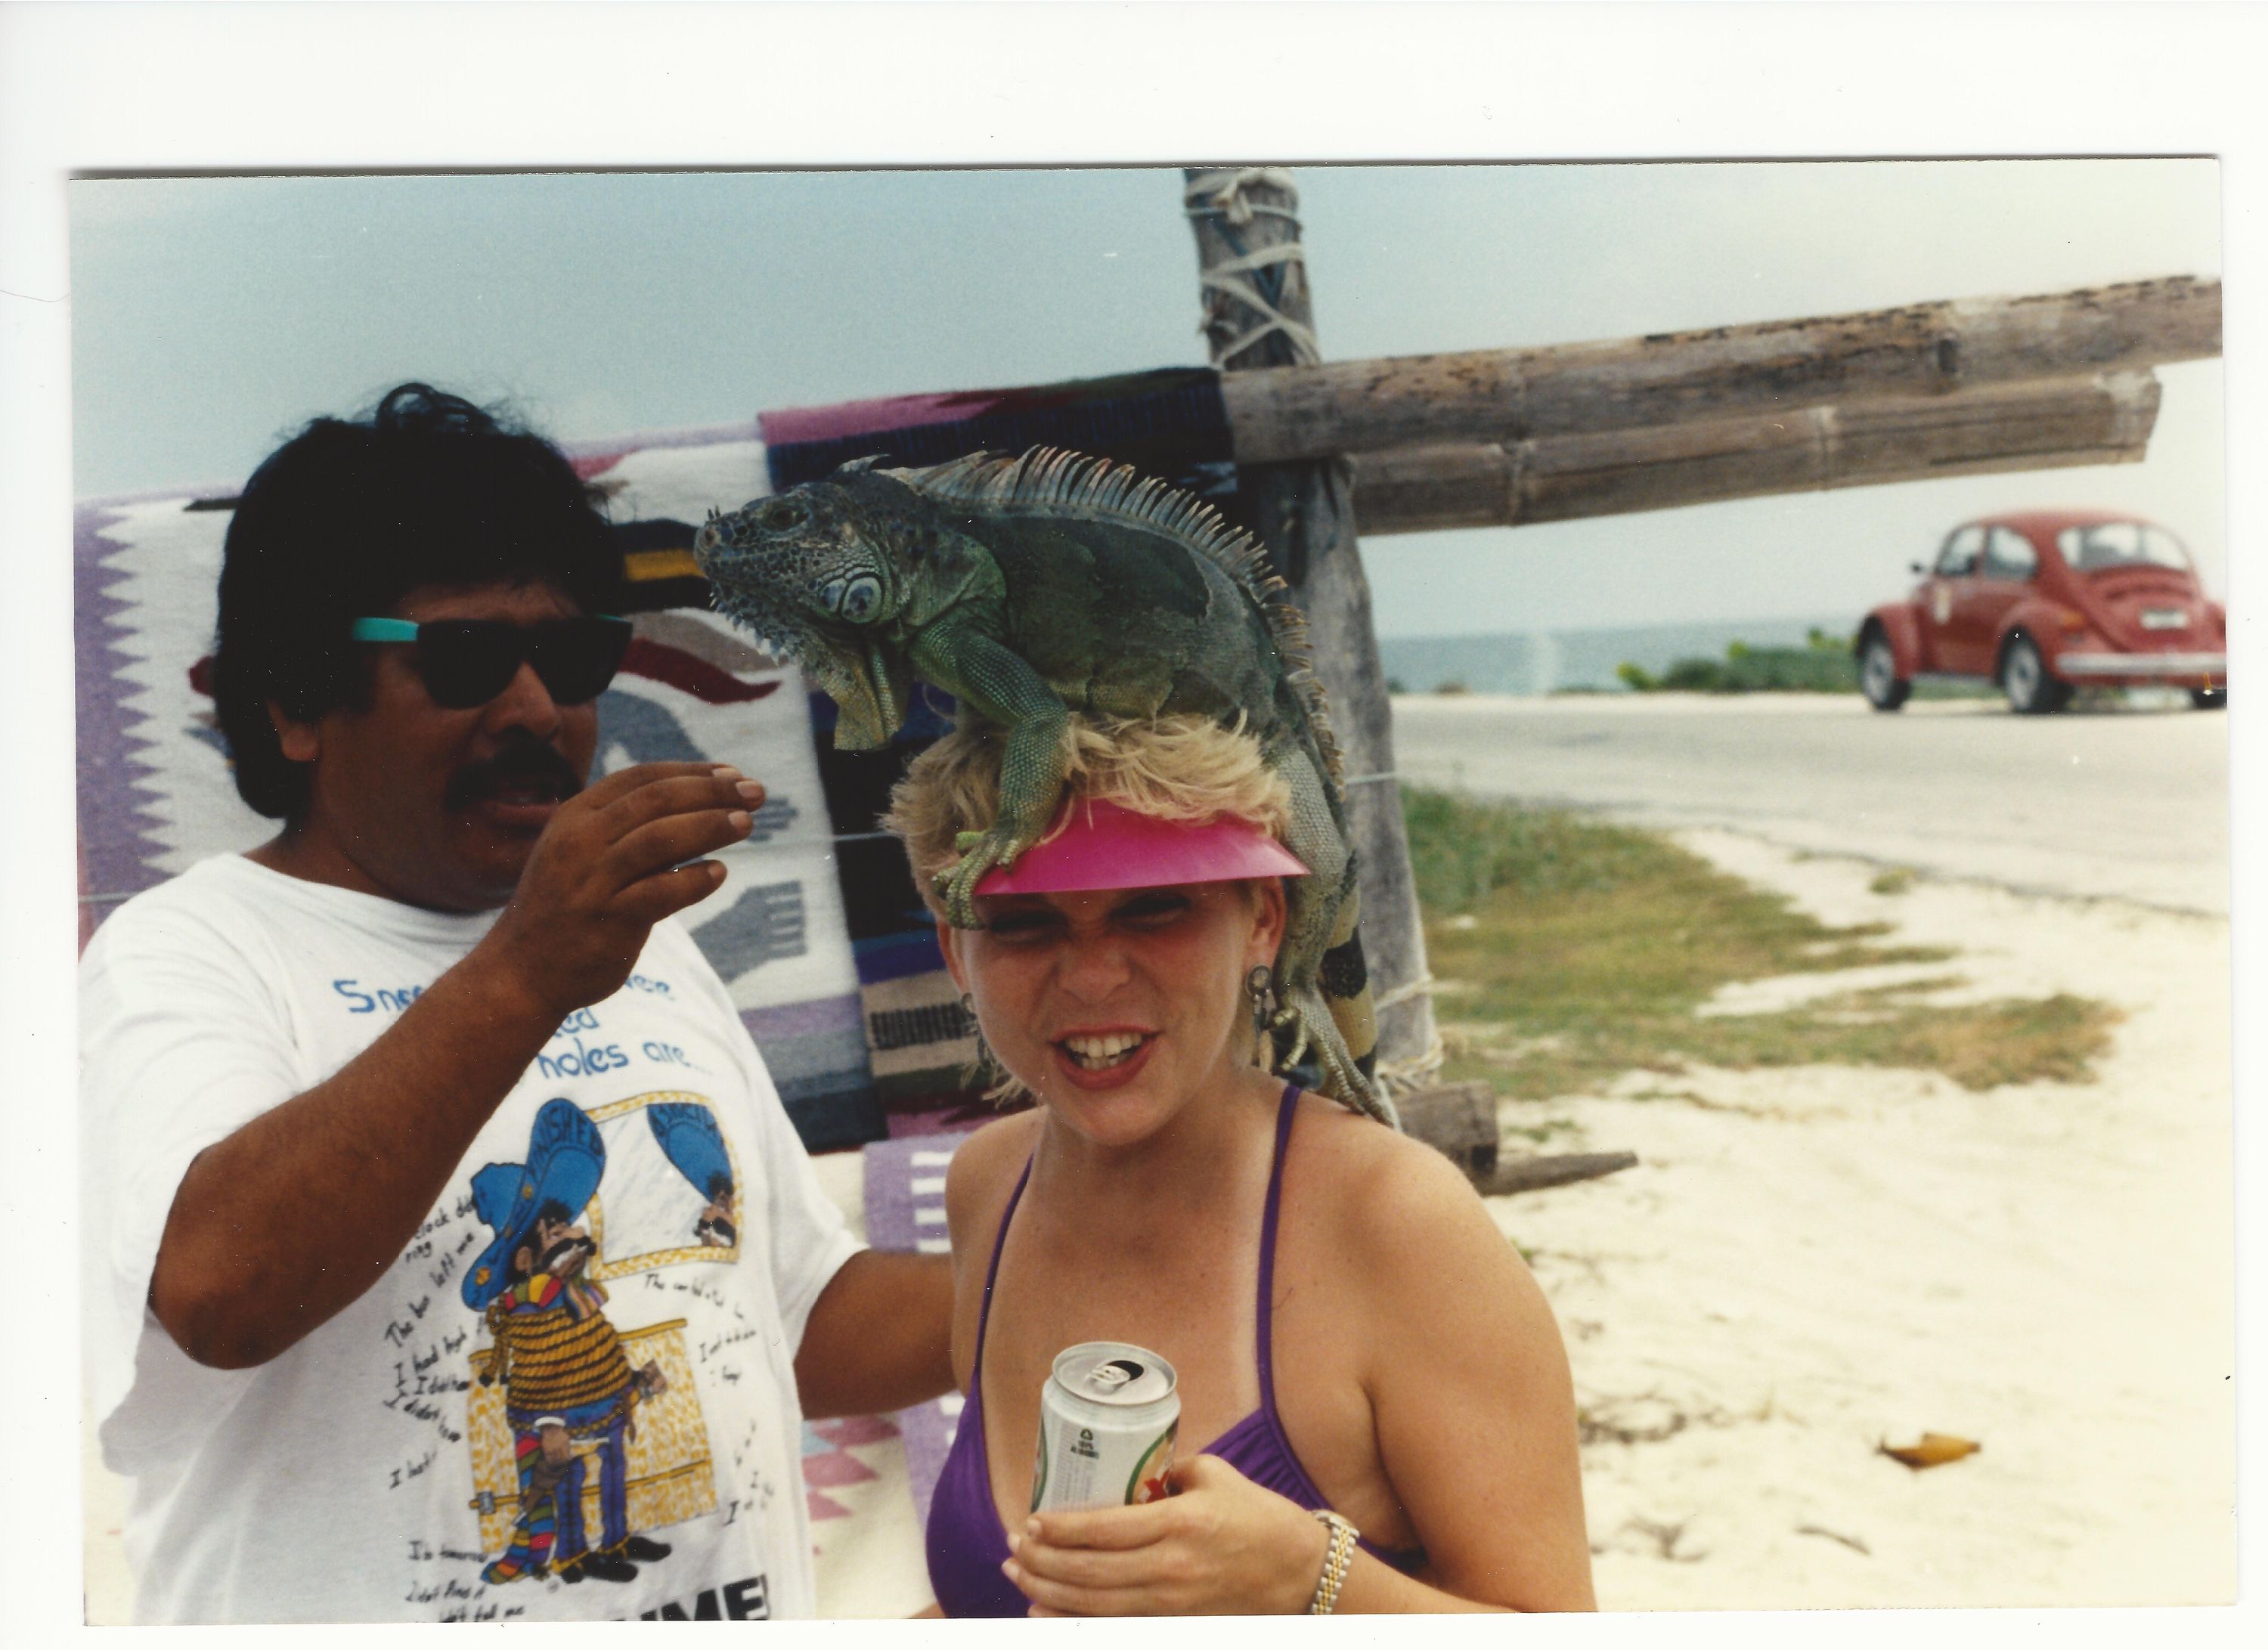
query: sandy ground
79 830 2235 1617
1507 829 2235 1609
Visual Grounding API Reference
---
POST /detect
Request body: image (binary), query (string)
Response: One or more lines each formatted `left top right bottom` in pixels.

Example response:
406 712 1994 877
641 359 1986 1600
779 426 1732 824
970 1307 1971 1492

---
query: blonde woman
894 715 1594 1617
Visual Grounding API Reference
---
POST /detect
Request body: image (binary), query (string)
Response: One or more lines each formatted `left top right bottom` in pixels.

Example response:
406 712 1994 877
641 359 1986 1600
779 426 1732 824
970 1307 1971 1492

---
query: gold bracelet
1306 1509 1359 1614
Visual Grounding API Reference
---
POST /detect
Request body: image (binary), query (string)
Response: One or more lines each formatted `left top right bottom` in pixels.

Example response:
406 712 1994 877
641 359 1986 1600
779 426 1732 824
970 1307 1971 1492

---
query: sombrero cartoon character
646 1103 738 1249
464 1100 672 1587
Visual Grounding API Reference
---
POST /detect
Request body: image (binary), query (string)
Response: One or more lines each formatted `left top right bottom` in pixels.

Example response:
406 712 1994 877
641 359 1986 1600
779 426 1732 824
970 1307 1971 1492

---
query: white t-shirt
80 854 862 1624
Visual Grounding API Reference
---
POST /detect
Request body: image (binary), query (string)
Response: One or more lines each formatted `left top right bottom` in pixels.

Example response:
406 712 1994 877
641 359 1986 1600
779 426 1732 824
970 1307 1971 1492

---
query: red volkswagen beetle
1856 511 2227 714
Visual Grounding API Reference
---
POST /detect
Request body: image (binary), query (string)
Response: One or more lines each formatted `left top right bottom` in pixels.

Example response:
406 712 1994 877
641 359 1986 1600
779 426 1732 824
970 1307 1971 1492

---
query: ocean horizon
1377 614 1859 697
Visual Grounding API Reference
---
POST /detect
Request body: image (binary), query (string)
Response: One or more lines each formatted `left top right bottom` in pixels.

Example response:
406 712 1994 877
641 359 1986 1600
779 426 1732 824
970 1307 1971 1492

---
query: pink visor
971 797 1308 896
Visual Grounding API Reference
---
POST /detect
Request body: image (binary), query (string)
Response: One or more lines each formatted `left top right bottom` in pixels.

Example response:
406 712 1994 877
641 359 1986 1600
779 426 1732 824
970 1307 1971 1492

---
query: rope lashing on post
1374 1042 1447 1095
1184 167 1321 368
1369 970 1445 1094
1194 246 1321 367
1183 166 1304 225
1374 972 1438 1014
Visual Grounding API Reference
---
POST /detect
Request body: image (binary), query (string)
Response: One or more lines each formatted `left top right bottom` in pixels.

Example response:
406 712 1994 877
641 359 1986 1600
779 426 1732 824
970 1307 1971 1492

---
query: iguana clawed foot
1269 990 1396 1127
937 826 1033 928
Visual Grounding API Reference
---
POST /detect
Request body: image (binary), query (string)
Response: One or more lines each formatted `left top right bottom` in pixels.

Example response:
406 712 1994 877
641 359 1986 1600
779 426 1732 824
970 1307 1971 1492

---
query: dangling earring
1247 964 1275 1052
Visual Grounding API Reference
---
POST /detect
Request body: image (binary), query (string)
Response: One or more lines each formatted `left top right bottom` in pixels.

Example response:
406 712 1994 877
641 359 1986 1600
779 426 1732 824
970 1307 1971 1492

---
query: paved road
1387 692 2233 915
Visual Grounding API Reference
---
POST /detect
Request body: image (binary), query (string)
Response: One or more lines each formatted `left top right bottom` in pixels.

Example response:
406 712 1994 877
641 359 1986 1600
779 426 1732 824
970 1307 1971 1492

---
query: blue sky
70 160 2222 636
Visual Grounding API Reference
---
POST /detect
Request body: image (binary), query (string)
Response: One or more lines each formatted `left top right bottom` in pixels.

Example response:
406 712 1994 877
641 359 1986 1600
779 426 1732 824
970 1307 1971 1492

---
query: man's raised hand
481 761 761 1020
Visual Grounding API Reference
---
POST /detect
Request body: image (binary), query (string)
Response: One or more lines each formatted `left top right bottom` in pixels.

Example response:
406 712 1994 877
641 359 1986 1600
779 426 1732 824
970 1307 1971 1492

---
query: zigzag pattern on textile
889 446 1346 788
112 503 256 870
77 501 208 897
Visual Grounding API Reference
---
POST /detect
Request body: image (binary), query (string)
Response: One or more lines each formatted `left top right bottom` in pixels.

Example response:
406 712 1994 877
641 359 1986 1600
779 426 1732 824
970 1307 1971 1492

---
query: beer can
1030 1341 1179 1513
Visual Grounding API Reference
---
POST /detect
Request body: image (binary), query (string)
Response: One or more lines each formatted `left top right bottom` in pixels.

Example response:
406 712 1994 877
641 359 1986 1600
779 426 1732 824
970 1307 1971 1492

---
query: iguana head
693 463 919 750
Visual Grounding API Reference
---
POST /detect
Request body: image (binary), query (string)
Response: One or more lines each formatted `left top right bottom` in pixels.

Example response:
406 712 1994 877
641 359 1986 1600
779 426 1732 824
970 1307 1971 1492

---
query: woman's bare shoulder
1294 1094 1483 1215
1296 1100 1576 1462
943 1107 1043 1242
1290 1095 1530 1295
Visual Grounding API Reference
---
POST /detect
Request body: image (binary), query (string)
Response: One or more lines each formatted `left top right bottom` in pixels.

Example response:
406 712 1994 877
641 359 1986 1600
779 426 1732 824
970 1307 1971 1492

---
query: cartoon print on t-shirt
460 1097 740 1587
647 1102 739 1249
577 1091 748 1280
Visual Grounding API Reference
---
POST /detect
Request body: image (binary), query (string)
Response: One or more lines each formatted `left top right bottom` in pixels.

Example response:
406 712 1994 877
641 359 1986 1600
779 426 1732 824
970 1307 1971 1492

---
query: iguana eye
841 577 883 623
818 578 847 613
761 499 807 532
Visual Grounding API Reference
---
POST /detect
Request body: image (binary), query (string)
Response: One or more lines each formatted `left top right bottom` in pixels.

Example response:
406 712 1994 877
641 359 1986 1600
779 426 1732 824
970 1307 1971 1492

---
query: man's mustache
445 735 585 810
541 1234 596 1271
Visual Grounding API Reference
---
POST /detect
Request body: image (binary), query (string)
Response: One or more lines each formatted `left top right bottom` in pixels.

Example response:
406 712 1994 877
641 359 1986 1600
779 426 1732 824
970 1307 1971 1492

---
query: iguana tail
1264 767 1394 1124
1266 884 1392 1125
1318 893 1382 1098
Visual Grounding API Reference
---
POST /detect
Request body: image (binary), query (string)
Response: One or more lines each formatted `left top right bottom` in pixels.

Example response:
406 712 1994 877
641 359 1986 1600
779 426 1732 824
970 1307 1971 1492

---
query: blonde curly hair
884 712 1294 914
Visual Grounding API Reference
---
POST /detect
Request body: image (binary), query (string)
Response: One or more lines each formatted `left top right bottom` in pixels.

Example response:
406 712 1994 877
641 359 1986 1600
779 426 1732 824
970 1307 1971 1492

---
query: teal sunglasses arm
349 617 627 641
348 618 421 642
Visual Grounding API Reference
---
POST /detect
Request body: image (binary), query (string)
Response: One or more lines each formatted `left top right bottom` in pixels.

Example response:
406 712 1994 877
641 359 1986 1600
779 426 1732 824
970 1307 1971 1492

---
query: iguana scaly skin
692 447 1392 1125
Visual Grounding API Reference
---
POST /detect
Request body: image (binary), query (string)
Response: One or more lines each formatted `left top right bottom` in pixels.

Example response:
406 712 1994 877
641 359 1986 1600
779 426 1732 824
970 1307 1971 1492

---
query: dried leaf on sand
1880 1432 1981 1470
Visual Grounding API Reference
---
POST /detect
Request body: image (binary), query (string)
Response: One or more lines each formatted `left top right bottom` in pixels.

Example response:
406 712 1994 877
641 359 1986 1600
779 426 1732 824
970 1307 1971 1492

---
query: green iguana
692 446 1392 1125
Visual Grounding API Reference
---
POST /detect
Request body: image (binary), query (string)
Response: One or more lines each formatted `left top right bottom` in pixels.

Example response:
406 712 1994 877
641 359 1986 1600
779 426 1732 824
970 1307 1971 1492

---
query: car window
1981 526 2040 581
2056 522 2192 573
1935 525 1984 577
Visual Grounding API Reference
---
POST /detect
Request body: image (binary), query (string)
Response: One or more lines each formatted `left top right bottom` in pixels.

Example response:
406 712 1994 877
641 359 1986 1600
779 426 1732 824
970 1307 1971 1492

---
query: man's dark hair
213 382 624 819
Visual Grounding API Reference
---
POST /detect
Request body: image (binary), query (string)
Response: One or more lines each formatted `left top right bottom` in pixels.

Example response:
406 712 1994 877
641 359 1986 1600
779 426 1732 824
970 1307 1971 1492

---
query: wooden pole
1220 275 2217 463
1183 166 1439 1090
1346 368 2164 534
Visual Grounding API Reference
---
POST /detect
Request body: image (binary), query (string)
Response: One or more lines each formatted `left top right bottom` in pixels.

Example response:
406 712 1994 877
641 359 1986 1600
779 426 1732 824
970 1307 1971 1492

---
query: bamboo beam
1349 369 2162 534
1225 276 2216 464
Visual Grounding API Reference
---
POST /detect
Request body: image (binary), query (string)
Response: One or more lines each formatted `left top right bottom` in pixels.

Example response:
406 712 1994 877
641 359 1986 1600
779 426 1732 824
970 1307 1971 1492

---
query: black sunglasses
348 616 633 709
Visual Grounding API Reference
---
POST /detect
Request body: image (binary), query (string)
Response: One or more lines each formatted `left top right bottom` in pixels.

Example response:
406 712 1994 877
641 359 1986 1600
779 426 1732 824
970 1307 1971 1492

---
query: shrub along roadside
1615 628 1994 697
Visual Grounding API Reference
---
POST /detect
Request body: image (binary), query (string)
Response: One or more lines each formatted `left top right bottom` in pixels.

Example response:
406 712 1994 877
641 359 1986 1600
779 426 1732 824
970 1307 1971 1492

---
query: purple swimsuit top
923 1084 1426 1617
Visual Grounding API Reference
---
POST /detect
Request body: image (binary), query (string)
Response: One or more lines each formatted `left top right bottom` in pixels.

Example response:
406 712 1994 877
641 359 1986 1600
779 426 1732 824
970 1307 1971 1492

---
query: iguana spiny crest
694 447 1390 1123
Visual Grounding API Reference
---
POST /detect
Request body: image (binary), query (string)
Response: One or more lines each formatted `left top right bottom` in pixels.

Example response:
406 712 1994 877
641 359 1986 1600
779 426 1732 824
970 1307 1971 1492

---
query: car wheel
2001 636 2070 715
1858 633 1910 711
2190 688 2228 710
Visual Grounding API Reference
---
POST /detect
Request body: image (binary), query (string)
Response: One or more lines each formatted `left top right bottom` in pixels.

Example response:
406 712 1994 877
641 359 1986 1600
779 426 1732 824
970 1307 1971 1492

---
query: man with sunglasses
80 385 955 1624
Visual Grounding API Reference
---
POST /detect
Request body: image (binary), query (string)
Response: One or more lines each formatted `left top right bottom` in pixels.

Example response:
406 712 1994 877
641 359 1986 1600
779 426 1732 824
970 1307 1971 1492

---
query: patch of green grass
1405 789 2121 1100
1402 790 1681 917
1869 867 1918 896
